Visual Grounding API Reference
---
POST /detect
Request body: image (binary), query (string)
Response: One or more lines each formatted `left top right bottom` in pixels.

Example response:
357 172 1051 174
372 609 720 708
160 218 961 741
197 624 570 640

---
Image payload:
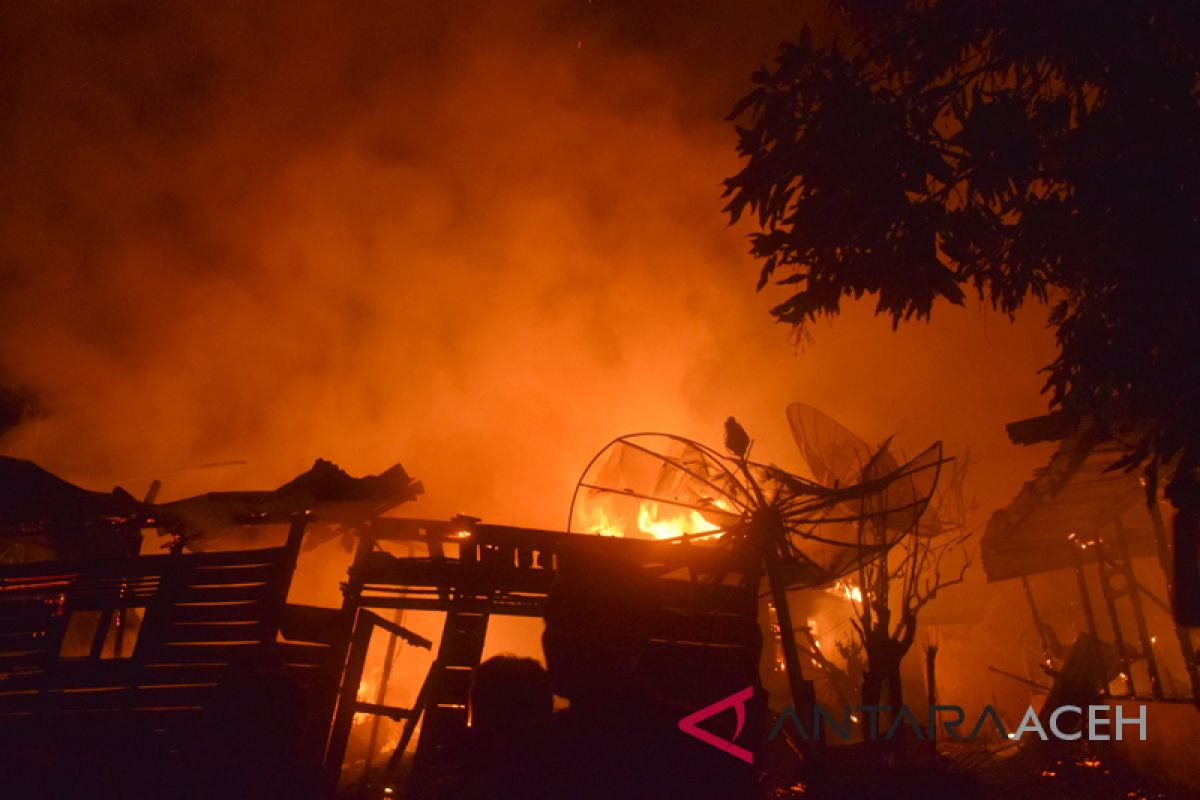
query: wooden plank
655 581 757 615
352 595 546 616
22 683 219 714
171 583 273 603
0 649 51 666
181 563 282 586
44 659 136 690
141 642 265 664
139 663 227 686
284 661 323 681
0 691 39 713
0 573 80 591
0 541 292 581
24 706 205 733
355 558 555 595
0 614 57 638
190 558 285 573
0 639 56 657
0 687 39 703
651 613 760 647
353 587 753 620
174 546 290 569
159 621 269 643
353 700 416 721
29 690 201 714
355 556 459 587
361 609 432 649
127 706 205 724
166 601 265 623
131 684 219 708
37 686 131 713
0 671 47 692
66 575 161 598
324 609 374 785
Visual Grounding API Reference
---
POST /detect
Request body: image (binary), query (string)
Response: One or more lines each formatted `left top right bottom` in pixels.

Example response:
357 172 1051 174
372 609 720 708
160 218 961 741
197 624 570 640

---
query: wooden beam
1113 518 1163 699
1070 543 1100 640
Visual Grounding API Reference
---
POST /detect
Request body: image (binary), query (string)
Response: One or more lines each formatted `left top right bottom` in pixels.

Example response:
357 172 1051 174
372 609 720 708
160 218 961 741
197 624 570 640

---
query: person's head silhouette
469 655 552 736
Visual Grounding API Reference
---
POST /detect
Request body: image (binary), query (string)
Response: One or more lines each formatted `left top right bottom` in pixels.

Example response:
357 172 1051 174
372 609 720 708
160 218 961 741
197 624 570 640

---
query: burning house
2 1 1199 798
982 415 1200 787
0 454 769 797
5 402 1196 798
0 409 947 797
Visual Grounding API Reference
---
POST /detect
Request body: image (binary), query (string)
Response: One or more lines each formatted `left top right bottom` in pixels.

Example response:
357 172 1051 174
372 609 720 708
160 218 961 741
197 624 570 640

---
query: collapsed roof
982 415 1163 582
0 456 423 562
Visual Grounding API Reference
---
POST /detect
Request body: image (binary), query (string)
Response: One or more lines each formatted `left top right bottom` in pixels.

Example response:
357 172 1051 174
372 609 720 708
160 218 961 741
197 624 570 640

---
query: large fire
586 507 624 538
636 502 723 540
586 500 730 541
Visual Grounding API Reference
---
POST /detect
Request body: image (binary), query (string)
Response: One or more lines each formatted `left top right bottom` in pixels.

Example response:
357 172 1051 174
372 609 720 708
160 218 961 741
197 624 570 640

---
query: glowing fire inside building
1 3 1199 800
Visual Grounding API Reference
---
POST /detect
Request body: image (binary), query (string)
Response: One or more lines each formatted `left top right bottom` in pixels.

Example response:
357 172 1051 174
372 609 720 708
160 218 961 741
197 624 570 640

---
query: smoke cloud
0 0 1055 533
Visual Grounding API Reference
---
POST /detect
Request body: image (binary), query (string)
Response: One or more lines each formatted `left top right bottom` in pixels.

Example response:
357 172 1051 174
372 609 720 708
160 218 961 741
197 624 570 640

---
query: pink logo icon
678 685 754 764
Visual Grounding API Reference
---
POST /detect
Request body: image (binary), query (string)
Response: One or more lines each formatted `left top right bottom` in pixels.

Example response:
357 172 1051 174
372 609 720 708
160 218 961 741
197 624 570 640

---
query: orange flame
636 502 722 540
825 580 863 604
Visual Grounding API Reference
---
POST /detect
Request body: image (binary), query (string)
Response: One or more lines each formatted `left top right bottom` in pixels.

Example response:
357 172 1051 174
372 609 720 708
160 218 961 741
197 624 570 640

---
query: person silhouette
484 546 759 800
414 655 553 799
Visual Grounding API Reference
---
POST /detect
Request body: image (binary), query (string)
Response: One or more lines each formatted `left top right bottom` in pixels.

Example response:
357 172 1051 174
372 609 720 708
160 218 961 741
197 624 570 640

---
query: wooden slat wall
0 517 344 740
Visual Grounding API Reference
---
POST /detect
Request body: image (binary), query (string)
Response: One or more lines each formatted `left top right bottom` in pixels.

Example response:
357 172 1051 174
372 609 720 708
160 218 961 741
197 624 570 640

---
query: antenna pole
764 544 819 744
736 455 820 746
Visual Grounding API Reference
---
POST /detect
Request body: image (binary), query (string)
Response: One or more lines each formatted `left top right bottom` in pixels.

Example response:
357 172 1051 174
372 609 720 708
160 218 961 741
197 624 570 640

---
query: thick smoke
0 1 1055 530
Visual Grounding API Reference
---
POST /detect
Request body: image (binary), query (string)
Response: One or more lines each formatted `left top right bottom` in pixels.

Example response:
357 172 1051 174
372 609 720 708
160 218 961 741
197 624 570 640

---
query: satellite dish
568 406 945 717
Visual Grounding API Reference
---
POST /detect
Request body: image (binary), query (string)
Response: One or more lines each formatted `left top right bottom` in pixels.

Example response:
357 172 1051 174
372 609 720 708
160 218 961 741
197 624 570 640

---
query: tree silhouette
850 453 973 722
797 453 974 740
724 1 1200 507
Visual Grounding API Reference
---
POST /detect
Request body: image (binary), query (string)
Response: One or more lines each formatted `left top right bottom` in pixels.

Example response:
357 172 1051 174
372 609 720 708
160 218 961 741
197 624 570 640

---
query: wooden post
1069 543 1100 640
765 556 819 745
324 529 377 790
1112 518 1163 699
1095 540 1137 696
264 515 306 632
362 608 406 789
925 642 938 745
1020 575 1053 661
384 669 435 784
324 609 375 790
